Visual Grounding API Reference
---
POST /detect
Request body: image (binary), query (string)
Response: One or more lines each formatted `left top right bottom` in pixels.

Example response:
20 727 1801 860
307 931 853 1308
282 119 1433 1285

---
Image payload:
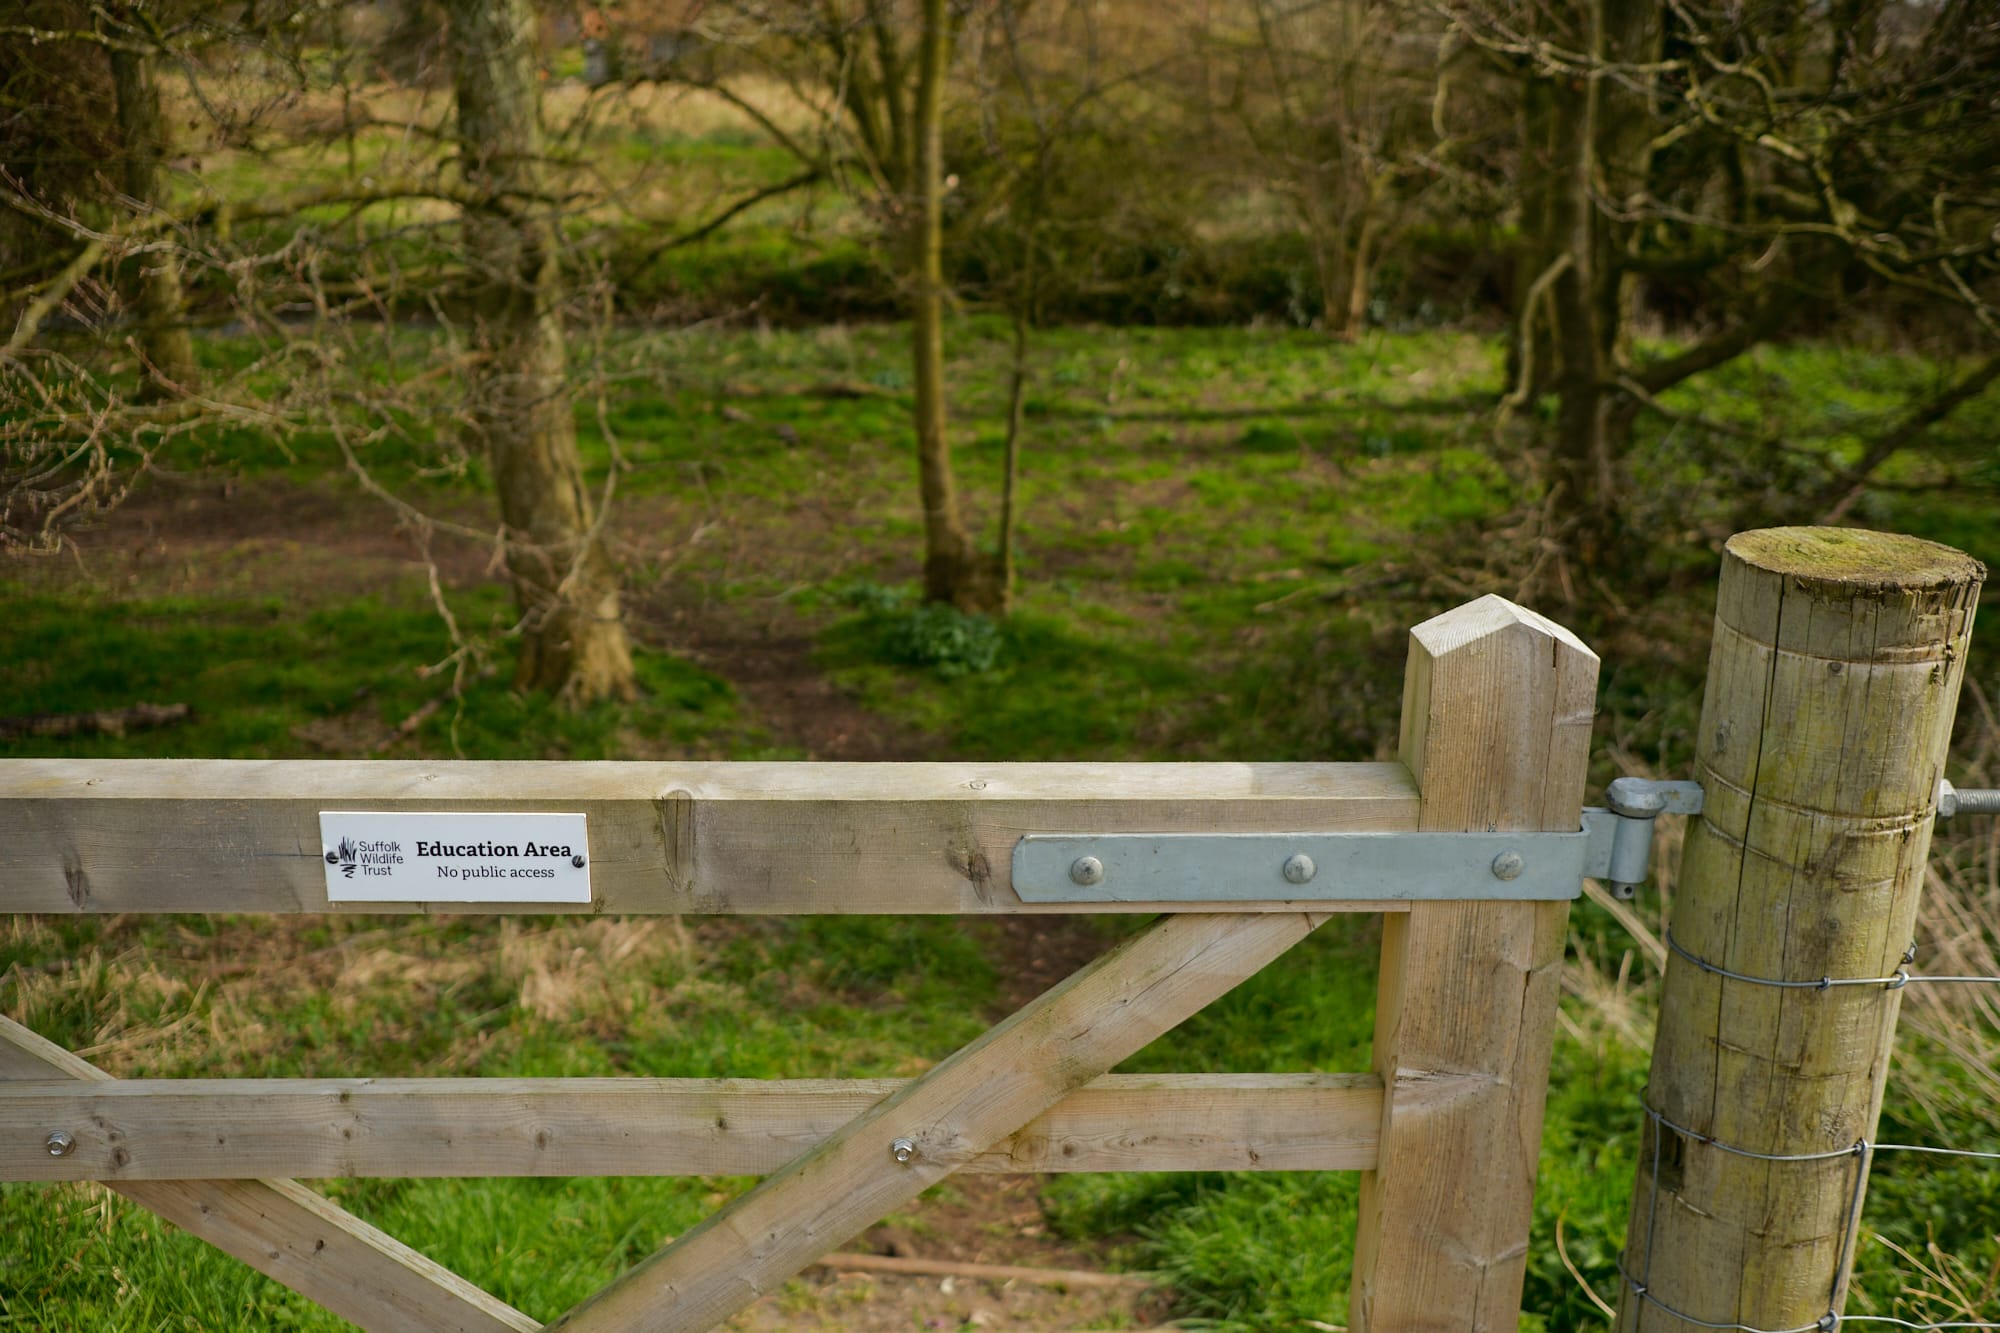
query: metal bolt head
571 854 586 869
1281 853 1316 885
46 1130 75 1158
890 1138 917 1165
1068 856 1105 887
1490 850 1526 882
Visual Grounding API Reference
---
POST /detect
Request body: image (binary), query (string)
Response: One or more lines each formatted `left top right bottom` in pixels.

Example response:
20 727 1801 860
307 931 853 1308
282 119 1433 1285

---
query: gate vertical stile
1352 595 1601 1331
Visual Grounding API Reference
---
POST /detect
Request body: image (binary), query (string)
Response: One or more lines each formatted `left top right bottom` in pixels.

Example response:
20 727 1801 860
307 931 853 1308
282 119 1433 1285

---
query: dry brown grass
0 912 714 1077
1897 679 2000 1130
1562 683 2000 1076
498 915 697 1023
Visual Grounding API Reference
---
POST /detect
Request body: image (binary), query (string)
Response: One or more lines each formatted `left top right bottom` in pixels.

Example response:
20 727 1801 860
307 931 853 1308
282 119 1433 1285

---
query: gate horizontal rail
0 1072 1381 1180
0 757 1418 915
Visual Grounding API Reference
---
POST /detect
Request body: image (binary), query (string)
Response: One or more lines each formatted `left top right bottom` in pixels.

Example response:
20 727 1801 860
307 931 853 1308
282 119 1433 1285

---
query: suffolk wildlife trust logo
325 836 404 879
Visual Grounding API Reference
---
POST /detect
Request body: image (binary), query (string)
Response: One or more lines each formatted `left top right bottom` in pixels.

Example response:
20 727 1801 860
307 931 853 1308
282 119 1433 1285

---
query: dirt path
633 580 947 763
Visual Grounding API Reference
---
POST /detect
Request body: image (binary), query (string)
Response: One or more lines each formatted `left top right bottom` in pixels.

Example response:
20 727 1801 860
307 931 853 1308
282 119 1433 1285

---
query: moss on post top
1727 526 1984 593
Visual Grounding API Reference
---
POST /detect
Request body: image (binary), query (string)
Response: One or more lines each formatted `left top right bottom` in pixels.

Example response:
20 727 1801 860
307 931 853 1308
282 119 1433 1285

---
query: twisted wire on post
1615 1259 2000 1333
1832 1312 2000 1320
1615 844 2000 1328
1616 1259 1834 1333
1664 932 2000 991
1623 1104 2000 1329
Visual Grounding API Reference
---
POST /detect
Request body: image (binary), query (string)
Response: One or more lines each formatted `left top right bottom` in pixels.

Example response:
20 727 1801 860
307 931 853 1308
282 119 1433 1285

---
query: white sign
319 811 593 903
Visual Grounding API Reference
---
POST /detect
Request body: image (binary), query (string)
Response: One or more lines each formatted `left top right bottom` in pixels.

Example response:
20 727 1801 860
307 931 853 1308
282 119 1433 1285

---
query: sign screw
46 1131 75 1158
1491 851 1526 881
324 851 339 865
1282 853 1317 885
890 1138 917 1164
1069 856 1105 887
572 854 586 869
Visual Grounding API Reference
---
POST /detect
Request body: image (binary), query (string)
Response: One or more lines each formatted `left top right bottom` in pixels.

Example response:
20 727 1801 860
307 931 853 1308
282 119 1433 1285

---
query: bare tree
649 0 1008 612
442 0 638 703
1225 0 1439 340
905 0 999 612
1467 0 2000 565
3 0 643 707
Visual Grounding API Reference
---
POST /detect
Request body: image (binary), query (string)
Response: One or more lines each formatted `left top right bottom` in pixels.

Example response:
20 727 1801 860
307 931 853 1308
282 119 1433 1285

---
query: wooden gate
0 593 1599 1332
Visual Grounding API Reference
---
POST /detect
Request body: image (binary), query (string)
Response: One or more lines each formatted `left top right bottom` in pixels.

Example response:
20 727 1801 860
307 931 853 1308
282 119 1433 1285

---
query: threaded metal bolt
890 1138 916 1165
46 1131 75 1158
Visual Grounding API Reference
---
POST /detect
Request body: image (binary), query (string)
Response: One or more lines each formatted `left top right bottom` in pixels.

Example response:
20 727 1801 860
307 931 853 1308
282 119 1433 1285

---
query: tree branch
1812 352 2000 520
621 169 828 276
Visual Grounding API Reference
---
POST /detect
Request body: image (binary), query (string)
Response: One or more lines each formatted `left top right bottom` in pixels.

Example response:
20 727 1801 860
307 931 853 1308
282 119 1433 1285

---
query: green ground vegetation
3 319 1998 1331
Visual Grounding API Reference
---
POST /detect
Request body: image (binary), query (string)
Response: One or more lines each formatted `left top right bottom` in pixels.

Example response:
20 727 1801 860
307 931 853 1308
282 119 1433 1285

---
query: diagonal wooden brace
546 910 1326 1333
0 1015 536 1333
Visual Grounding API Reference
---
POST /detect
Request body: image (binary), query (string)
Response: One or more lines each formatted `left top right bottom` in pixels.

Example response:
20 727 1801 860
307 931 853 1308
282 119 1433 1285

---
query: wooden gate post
1615 528 1984 1332
1352 594 1600 1331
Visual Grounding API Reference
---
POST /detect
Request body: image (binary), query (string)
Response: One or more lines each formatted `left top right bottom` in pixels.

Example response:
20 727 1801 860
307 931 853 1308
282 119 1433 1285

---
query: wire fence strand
1665 932 2000 992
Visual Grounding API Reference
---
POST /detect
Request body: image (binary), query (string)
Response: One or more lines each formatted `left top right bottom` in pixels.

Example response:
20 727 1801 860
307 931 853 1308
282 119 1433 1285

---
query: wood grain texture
1350 594 1601 1332
546 910 1326 1332
0 760 1417 914
1615 528 1983 1333
0 1072 1380 1181
0 1017 535 1333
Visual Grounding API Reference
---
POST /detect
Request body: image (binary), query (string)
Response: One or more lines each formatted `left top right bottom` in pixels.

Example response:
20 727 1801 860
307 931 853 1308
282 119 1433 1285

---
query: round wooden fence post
1615 528 1983 1333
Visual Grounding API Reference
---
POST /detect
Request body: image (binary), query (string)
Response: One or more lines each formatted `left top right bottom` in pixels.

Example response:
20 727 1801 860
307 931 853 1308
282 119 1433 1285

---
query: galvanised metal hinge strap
1011 778 1709 905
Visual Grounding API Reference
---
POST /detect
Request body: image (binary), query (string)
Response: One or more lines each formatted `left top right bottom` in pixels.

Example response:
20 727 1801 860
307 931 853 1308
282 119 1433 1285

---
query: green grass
0 585 755 762
4 316 1999 1331
0 910 1001 1327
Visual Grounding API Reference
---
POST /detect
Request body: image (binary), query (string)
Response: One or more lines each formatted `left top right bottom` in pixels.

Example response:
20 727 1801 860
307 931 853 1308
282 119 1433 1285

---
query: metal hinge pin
1599 778 1707 901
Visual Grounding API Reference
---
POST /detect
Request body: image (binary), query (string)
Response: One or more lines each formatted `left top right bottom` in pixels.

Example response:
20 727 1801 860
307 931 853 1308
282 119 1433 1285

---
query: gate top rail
0 758 1423 915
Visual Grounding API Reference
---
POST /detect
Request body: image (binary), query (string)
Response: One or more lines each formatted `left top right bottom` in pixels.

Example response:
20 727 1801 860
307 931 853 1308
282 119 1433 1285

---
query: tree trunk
445 0 637 705
1508 73 1562 399
1340 212 1380 342
1544 30 1611 557
1535 0 1662 563
909 0 995 614
996 290 1031 617
1595 0 1662 374
1308 196 1357 341
106 12 197 398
